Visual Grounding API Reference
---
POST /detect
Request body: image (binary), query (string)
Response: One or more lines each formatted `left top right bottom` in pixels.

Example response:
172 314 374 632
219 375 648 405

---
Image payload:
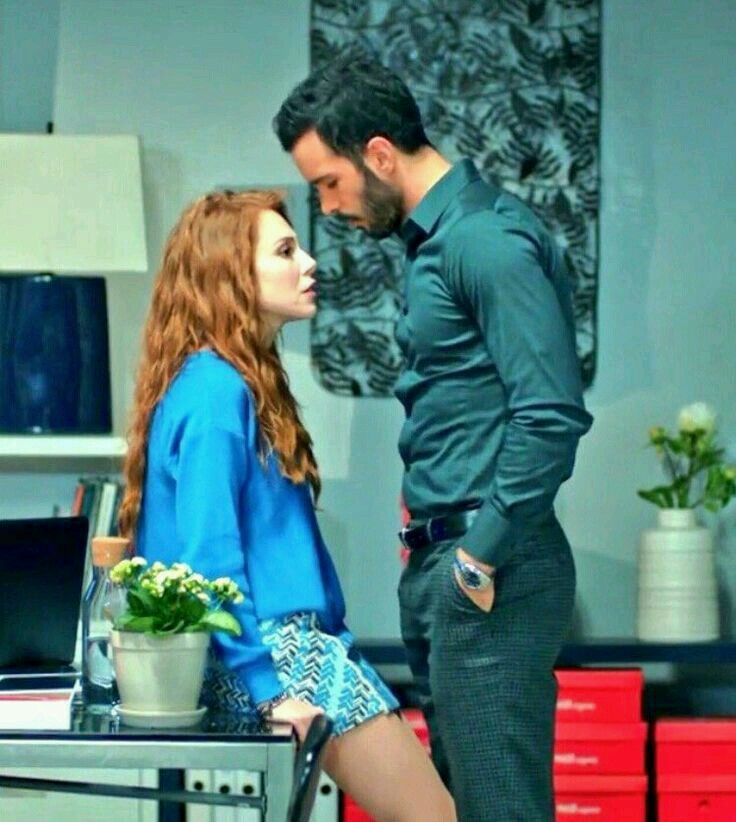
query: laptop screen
0 516 88 669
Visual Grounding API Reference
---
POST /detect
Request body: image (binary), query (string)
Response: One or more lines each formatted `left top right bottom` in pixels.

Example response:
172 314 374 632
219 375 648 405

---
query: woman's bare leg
322 712 456 822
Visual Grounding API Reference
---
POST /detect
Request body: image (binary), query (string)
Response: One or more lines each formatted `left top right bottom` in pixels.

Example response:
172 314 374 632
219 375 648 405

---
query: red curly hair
118 189 320 541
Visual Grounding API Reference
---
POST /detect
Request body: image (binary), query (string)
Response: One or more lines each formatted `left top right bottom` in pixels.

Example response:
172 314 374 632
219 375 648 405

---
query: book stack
0 674 79 731
70 475 125 589
554 669 648 821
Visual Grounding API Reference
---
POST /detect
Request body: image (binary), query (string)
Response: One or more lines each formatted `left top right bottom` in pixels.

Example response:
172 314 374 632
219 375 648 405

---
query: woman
118 190 455 821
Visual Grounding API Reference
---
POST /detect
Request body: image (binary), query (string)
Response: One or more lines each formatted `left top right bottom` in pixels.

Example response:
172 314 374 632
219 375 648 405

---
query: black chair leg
286 714 334 822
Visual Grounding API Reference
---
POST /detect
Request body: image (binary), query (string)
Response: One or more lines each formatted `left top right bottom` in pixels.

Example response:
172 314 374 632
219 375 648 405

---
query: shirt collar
400 158 479 245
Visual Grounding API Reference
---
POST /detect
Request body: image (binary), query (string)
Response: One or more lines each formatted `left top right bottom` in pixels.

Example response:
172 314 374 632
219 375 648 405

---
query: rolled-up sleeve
447 213 593 567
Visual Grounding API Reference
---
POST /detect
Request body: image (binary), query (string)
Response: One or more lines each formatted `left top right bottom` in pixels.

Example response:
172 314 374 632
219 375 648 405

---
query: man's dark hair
273 53 431 160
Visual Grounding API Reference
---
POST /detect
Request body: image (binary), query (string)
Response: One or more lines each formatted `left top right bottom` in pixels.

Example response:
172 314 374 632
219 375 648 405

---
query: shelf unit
0 436 127 459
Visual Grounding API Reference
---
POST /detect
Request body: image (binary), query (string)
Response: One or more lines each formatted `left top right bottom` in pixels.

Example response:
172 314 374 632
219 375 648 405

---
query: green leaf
665 436 684 455
115 615 156 633
156 619 188 635
637 486 675 508
703 465 736 511
180 596 207 624
199 610 242 636
127 588 158 616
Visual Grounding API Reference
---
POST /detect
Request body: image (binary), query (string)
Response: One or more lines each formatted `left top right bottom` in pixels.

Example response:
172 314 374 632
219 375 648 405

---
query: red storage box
554 722 647 774
400 708 431 751
343 795 375 821
555 668 643 723
555 775 647 820
658 775 736 821
656 720 736 774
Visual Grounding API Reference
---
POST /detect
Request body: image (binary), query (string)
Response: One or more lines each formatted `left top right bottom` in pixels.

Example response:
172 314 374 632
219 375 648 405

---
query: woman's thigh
322 712 456 822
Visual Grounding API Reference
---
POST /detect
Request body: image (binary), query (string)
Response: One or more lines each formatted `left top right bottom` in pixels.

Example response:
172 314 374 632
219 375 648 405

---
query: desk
0 705 295 821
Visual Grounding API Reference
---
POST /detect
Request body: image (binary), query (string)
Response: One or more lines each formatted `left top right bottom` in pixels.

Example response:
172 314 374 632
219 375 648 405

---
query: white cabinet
185 769 262 821
184 770 339 822
0 768 156 822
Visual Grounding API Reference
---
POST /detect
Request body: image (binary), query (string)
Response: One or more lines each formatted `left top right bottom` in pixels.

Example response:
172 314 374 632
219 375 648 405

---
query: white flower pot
111 630 209 715
636 508 719 641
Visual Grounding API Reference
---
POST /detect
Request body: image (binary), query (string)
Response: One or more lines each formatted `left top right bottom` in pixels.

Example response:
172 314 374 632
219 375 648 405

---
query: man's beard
360 166 404 239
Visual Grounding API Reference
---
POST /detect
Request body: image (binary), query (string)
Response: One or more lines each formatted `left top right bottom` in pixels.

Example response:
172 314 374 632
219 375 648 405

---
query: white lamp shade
0 134 147 273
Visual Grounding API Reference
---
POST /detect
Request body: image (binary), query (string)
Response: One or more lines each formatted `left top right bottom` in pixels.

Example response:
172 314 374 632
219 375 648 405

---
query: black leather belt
399 507 480 551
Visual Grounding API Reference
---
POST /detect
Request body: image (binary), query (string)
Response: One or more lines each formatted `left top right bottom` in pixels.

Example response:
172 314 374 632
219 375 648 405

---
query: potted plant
636 402 736 641
109 558 243 727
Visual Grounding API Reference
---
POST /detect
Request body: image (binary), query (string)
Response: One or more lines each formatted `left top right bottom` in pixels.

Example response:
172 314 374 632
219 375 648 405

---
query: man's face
291 129 403 239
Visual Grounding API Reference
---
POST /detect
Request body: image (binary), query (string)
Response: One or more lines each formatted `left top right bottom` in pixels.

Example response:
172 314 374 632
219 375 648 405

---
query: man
274 55 593 821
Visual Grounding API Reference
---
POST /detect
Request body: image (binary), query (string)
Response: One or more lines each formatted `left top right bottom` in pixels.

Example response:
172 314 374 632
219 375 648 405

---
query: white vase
636 508 719 641
111 630 209 715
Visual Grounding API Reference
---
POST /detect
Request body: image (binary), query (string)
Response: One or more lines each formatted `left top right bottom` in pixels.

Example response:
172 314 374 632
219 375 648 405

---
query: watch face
455 557 491 590
462 567 483 589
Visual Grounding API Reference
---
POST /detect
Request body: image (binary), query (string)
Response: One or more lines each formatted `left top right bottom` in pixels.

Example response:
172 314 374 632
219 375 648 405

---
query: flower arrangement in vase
638 402 735 512
109 558 243 727
636 403 735 642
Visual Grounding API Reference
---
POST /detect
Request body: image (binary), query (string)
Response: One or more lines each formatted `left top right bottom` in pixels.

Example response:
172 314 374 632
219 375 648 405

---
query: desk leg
264 743 293 822
158 769 184 822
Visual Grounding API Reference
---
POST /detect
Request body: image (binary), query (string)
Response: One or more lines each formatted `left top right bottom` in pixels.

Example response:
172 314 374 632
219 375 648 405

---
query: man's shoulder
447 178 546 237
439 181 557 277
443 202 545 259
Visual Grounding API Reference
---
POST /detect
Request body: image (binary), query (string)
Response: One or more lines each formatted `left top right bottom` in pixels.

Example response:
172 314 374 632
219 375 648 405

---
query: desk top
0 705 293 770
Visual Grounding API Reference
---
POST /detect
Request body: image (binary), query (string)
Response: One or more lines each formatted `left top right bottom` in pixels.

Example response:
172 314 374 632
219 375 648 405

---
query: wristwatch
256 692 288 719
453 556 495 591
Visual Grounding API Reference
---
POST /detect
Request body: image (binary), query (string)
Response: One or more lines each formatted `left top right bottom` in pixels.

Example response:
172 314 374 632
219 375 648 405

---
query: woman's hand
270 698 325 741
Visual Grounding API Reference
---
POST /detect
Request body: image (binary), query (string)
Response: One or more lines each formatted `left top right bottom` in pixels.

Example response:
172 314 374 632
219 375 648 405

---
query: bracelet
256 692 289 719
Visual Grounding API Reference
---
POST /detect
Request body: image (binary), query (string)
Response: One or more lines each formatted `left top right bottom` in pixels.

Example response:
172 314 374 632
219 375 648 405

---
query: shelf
0 435 127 458
358 638 736 667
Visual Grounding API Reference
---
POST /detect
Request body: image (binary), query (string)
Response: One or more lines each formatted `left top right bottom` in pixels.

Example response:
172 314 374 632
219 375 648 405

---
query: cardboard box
555 669 643 723
658 775 736 821
555 722 647 774
656 719 736 775
555 774 647 820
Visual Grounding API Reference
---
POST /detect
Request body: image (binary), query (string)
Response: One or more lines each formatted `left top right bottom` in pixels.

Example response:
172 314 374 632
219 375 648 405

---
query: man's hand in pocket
454 548 496 612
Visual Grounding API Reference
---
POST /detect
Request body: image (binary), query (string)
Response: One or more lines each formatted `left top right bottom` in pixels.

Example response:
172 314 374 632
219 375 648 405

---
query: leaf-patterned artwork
310 0 599 395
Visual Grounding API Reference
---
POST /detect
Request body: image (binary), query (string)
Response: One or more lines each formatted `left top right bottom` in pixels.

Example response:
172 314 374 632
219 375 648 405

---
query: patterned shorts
202 612 399 736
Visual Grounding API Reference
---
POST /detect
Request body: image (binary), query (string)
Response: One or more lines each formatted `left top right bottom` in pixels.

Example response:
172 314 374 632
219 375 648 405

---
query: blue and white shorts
202 612 399 736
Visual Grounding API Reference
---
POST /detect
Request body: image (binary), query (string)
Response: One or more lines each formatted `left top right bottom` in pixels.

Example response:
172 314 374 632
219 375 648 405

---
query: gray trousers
398 514 575 822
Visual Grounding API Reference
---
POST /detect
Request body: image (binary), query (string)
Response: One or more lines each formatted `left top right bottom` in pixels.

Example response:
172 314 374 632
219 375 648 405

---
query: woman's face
254 209 317 337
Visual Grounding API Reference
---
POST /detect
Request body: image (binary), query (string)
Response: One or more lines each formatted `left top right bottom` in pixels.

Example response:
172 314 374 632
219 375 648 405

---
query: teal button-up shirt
395 159 593 567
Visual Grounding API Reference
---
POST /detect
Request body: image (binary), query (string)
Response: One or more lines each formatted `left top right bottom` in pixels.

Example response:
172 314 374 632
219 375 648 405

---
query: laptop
0 516 88 674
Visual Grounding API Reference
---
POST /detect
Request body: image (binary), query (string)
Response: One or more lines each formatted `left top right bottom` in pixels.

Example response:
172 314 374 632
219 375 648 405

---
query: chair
286 713 334 822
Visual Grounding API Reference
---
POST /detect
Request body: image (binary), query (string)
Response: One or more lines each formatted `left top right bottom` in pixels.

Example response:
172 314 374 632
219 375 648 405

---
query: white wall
0 0 59 132
1 0 735 639
559 0 736 635
50 0 407 637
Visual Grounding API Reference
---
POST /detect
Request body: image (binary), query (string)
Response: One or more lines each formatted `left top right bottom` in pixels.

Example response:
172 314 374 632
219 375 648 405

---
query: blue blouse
136 350 350 703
